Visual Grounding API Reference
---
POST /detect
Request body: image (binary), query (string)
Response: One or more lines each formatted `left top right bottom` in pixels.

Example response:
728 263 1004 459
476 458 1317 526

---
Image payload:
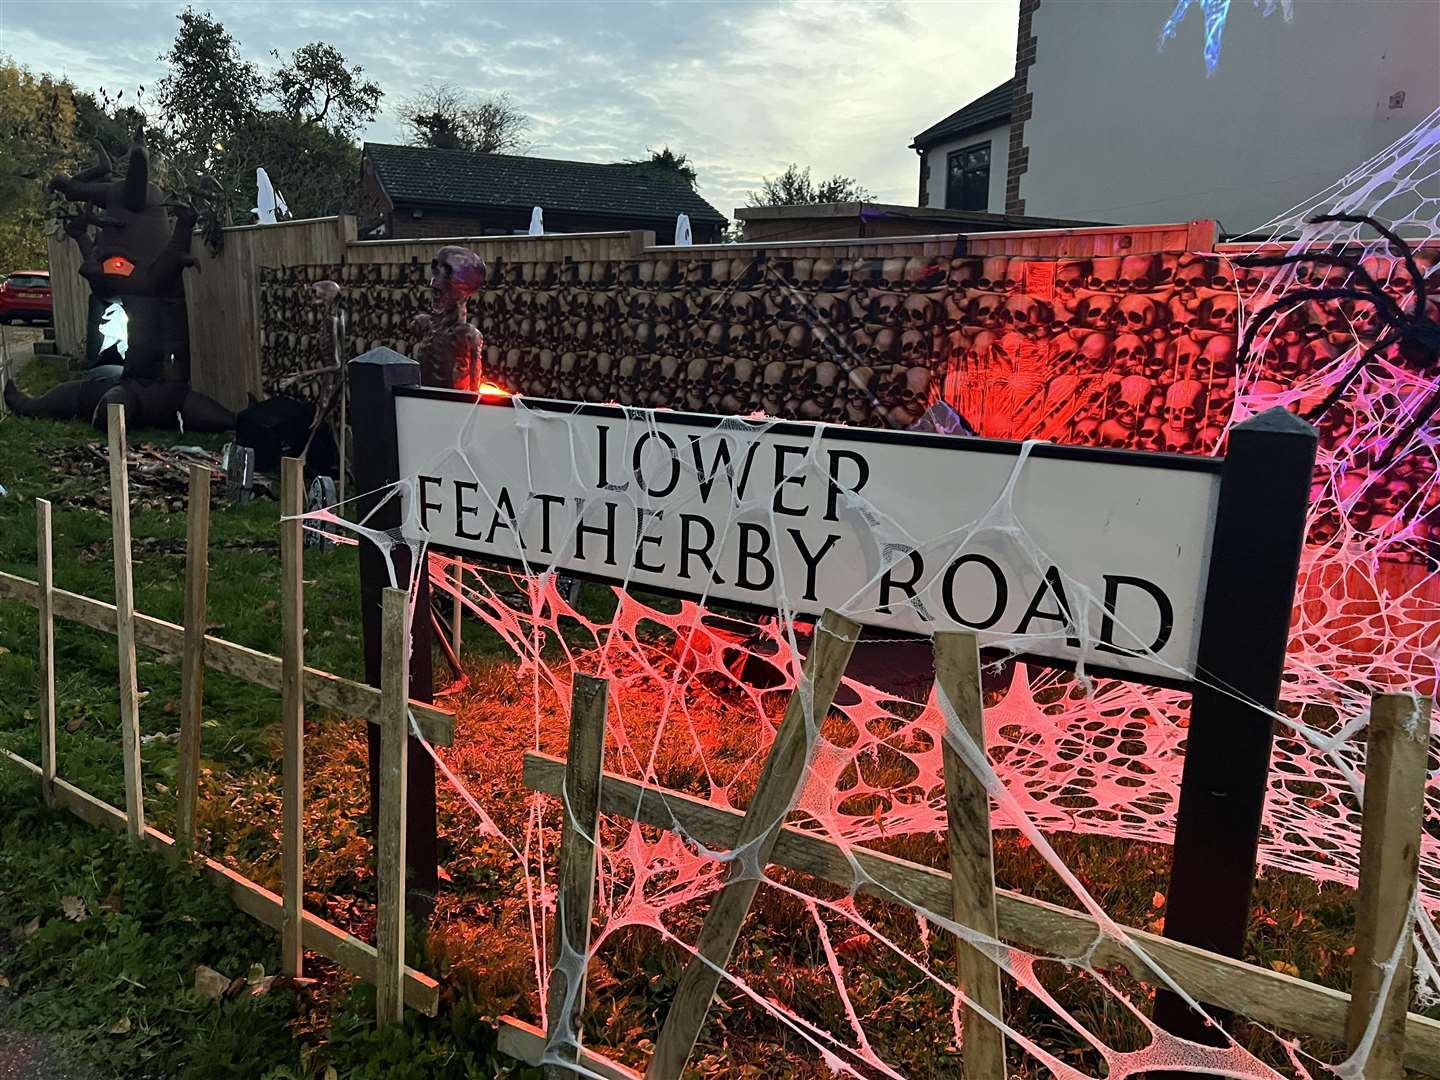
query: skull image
760 359 790 415
868 327 899 366
1071 292 1120 331
1193 290 1238 334
1087 257 1123 292
880 257 908 287
651 355 682 407
898 329 930 366
683 357 710 411
965 289 1005 329
1173 254 1212 292
894 366 931 419
1117 255 1157 292
559 351 579 400
1112 333 1151 372
729 290 761 324
811 257 837 288
1117 293 1165 333
617 355 641 406
785 323 811 359
1054 260 1090 296
813 291 851 329
1163 379 1205 435
948 258 981 288
1113 375 1154 433
844 366 874 425
977 257 1009 290
1001 294 1050 335
873 290 906 325
1194 334 1237 382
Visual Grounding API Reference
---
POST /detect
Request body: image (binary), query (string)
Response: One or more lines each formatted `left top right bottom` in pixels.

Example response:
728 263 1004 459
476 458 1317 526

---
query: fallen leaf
1269 960 1300 977
20 916 40 939
194 964 230 1002
61 896 86 921
1151 891 1165 909
65 717 85 733
0 974 10 989
0 645 10 655
109 1016 131 1035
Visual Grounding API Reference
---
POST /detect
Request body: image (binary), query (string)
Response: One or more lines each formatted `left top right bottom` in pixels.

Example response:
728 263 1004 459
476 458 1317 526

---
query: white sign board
396 392 1223 682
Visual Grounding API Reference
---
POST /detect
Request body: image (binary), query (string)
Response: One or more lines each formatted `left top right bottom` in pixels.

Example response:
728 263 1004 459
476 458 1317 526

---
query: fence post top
351 347 417 370
1231 406 1317 439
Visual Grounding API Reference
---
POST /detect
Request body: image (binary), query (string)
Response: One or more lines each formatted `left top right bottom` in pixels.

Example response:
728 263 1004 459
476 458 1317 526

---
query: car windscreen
5 275 50 290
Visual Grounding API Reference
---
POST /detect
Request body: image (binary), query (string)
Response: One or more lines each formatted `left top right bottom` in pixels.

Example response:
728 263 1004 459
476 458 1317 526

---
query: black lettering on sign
788 530 842 602
773 444 809 517
825 449 870 522
485 486 519 545
418 475 444 531
596 425 630 493
533 493 565 554
735 523 775 591
940 553 1008 630
633 431 681 498
573 498 618 567
1098 574 1175 657
690 435 762 505
1016 565 1080 648
878 548 923 613
679 513 724 584
454 480 484 541
634 508 666 573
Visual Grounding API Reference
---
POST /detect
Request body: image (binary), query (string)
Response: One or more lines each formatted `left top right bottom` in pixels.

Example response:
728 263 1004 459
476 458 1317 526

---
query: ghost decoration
528 206 544 236
253 168 290 225
98 300 129 359
675 212 693 246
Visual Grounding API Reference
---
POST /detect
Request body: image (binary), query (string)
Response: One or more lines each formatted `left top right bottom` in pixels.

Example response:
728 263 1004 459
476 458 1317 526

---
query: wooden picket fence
500 621 1440 1080
1 405 1437 1077
0 405 451 1022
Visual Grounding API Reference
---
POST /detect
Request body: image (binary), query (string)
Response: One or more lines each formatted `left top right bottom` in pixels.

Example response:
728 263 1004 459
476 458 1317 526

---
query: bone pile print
257 246 1440 558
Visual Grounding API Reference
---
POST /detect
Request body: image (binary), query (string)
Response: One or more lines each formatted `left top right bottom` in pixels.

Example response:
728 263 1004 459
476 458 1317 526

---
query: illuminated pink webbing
299 112 1440 1078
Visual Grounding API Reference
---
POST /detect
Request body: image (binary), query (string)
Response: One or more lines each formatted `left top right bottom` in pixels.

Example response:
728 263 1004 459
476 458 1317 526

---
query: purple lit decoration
1158 0 1294 74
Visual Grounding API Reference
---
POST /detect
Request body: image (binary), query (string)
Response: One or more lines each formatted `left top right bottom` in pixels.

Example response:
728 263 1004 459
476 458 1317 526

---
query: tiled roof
910 79 1016 149
364 143 728 225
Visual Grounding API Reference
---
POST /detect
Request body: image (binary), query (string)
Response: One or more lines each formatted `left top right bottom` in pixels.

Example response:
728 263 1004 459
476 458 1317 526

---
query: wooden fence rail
1 409 1436 1074
0 420 452 1024
503 626 1438 1079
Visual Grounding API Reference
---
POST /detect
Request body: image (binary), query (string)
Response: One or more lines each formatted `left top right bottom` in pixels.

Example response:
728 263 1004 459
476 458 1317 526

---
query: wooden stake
647 609 860 1080
451 559 464 658
35 499 56 806
1346 692 1431 1076
375 586 410 1026
175 465 211 849
543 674 609 1078
934 632 1007 1080
280 457 306 978
107 403 144 838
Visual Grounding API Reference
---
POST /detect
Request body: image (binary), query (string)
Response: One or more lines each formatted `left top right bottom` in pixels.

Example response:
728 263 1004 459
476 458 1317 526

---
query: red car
0 270 53 324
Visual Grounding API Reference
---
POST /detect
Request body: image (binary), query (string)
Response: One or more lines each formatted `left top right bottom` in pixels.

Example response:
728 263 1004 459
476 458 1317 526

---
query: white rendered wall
922 121 1011 213
1016 0 1440 234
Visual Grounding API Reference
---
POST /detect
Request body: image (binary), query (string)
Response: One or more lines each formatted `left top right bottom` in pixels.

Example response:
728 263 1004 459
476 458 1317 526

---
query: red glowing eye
102 256 135 277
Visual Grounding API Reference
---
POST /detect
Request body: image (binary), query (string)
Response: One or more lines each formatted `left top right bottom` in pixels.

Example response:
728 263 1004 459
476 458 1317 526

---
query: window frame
945 140 993 213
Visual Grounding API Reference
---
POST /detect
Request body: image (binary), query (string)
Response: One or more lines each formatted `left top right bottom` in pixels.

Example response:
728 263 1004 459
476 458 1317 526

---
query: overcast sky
0 0 1021 219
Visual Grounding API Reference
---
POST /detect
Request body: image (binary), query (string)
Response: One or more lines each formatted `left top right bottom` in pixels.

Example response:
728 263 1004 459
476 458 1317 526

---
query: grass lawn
0 356 1413 1078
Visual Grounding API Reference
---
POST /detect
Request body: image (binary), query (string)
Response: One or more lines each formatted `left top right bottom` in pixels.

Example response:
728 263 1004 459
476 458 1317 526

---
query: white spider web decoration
290 109 1440 1078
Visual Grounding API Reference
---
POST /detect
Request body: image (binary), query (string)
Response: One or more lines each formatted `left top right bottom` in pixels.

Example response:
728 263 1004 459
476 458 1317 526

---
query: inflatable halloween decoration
5 137 235 432
413 245 485 391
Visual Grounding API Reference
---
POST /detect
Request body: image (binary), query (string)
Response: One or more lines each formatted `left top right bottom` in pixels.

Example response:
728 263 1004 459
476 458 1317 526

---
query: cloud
0 0 1019 217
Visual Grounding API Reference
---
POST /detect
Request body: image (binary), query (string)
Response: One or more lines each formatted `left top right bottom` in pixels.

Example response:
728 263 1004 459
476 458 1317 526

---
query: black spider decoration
1235 213 1440 471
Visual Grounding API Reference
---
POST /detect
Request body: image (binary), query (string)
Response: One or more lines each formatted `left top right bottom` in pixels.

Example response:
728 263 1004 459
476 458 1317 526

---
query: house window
946 143 991 212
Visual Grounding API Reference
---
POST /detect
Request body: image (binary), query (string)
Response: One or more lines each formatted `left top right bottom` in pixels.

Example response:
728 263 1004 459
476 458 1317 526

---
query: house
909 79 1015 215
358 143 728 243
912 1 1439 237
734 200 1097 243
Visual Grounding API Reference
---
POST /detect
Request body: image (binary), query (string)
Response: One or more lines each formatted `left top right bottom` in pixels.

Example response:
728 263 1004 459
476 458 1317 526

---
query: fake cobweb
295 111 1440 1078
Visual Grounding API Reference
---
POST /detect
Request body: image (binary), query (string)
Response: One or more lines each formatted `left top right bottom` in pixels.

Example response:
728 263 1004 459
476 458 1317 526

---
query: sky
0 0 1021 220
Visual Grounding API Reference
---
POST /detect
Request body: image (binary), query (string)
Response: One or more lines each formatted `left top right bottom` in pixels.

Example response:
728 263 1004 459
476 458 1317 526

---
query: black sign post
1154 407 1318 1047
350 347 439 913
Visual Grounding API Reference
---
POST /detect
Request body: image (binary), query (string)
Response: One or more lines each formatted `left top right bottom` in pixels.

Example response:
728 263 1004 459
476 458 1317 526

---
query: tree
631 146 697 189
398 85 528 154
217 113 362 220
152 8 263 175
270 42 381 137
0 60 80 270
746 163 872 207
